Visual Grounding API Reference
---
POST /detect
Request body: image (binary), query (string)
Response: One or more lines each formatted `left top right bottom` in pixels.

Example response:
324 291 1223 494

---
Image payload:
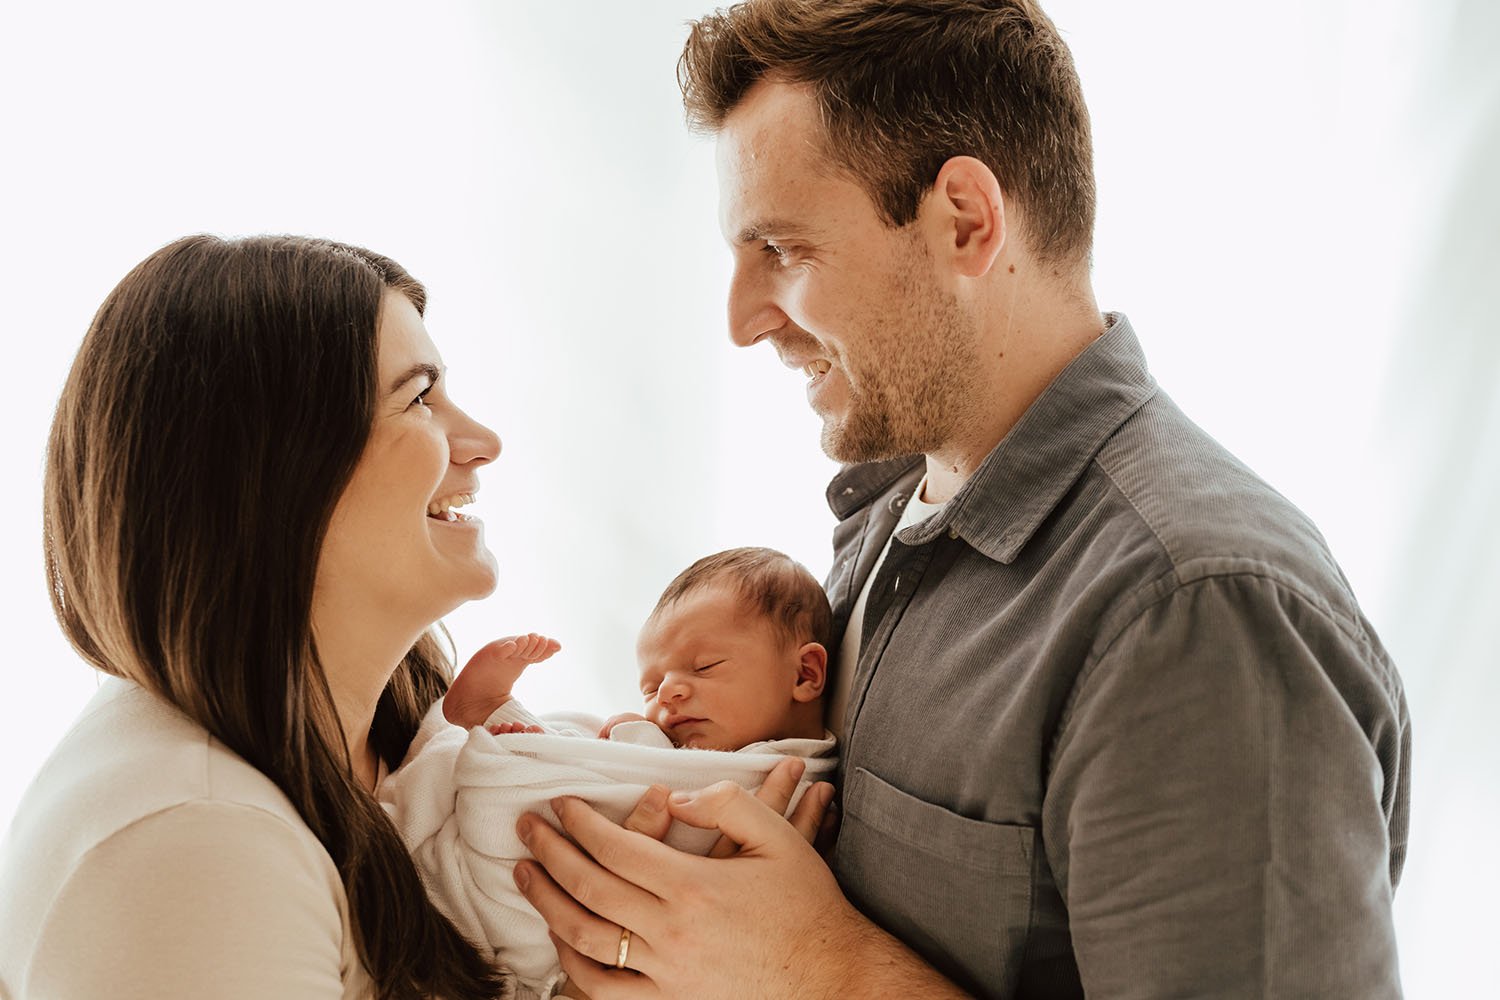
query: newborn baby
380 547 837 1000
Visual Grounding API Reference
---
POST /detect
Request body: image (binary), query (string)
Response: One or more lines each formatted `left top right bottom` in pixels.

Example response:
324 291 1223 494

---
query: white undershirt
828 475 947 742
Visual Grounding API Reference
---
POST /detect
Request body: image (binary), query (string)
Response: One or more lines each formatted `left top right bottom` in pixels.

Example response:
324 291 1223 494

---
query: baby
380 547 838 1000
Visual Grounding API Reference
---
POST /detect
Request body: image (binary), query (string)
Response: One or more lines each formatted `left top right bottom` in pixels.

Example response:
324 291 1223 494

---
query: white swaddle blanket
380 699 837 1000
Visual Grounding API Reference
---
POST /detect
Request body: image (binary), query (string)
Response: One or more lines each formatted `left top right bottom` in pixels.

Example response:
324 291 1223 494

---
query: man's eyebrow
734 220 817 246
387 362 441 395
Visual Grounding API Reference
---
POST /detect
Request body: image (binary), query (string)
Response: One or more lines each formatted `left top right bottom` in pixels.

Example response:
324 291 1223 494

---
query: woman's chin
426 522 498 591
412 554 499 625
449 552 499 603
469 554 500 599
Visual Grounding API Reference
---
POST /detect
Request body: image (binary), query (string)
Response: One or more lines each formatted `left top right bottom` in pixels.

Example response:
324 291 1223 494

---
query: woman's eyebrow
387 362 440 395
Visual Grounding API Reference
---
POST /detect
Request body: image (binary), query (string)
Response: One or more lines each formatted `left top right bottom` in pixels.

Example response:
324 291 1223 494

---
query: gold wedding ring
615 927 632 970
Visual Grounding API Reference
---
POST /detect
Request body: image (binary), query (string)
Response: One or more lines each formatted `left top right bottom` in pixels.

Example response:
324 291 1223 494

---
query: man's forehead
715 151 835 247
715 81 831 232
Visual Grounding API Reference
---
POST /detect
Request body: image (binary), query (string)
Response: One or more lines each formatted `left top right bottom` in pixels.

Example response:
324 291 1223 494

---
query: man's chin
821 421 911 466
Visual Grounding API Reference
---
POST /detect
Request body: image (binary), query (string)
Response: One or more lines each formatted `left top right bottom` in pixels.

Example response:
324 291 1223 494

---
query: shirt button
888 495 907 514
948 527 959 540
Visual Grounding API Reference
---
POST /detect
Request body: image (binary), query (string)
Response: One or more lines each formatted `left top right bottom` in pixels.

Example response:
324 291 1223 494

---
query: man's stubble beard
820 251 984 466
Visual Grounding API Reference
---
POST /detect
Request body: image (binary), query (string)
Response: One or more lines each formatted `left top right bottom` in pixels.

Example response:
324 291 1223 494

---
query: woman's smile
427 489 481 523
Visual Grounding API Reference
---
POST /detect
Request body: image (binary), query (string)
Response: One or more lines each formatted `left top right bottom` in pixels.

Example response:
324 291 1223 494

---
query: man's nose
726 262 785 348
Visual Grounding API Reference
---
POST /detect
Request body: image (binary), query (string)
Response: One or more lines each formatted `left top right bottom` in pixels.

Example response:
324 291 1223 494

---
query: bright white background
1 1 1494 994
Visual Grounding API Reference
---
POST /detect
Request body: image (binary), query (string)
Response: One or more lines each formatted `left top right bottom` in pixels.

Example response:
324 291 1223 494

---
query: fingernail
514 863 531 891
670 790 696 806
550 796 568 816
645 785 669 811
517 817 533 844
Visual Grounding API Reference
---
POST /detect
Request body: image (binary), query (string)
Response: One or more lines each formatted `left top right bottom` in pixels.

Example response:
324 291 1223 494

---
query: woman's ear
791 642 828 702
923 154 1007 278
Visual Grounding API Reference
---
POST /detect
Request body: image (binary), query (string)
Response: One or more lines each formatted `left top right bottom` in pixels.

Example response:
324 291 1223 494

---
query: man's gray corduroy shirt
823 314 1410 999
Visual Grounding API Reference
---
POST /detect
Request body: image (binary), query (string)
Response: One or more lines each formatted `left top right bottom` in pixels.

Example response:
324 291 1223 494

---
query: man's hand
443 633 561 728
511 762 901 1000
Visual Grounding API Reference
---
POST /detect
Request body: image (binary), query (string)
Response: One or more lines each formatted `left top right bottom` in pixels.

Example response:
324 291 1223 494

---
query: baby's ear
792 642 828 702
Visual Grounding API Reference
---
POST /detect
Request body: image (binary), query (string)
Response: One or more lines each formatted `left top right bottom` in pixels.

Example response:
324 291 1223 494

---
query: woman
0 234 821 1000
0 234 510 999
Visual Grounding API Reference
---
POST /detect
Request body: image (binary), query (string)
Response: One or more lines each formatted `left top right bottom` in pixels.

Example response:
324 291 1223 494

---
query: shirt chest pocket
834 766 1036 999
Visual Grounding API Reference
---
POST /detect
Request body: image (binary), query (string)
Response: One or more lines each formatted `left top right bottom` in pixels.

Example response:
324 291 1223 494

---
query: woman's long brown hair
43 234 504 999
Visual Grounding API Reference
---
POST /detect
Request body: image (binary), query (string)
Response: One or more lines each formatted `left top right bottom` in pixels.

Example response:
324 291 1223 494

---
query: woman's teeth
427 492 477 520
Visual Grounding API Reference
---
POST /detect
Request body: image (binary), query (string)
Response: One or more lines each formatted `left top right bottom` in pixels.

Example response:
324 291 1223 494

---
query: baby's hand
597 712 653 739
443 633 562 729
486 721 545 735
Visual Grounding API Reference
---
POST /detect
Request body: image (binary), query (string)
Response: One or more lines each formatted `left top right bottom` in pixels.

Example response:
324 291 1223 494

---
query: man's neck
921 289 1107 505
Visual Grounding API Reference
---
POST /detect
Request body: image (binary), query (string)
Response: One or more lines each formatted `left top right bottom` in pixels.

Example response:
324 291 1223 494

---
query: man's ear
791 642 828 702
923 155 1007 278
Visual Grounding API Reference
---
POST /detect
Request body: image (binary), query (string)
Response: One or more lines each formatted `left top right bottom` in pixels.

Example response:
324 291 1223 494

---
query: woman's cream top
0 675 373 999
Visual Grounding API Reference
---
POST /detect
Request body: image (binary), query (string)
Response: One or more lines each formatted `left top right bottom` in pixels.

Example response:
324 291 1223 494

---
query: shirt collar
825 313 1158 563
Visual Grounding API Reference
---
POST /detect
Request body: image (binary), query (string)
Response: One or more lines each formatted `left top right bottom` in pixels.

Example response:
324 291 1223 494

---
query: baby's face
636 584 801 751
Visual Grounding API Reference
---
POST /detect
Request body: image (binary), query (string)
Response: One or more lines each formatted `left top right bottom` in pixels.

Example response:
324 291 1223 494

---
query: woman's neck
343 712 381 793
313 605 422 794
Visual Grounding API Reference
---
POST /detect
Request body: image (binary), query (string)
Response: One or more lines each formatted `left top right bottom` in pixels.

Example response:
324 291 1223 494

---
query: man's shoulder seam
1046 564 1389 782
1093 455 1177 567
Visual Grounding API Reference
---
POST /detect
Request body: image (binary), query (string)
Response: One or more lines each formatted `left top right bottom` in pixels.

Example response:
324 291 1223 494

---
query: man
514 2 1411 997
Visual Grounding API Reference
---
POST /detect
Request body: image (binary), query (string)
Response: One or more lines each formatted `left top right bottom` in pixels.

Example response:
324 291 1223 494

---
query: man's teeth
426 492 477 518
802 360 831 378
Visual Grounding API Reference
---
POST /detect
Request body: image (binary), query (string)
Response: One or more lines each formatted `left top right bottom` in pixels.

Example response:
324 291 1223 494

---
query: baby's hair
651 547 832 649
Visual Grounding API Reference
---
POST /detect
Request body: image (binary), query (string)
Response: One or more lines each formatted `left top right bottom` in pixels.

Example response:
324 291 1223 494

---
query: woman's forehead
376 290 442 382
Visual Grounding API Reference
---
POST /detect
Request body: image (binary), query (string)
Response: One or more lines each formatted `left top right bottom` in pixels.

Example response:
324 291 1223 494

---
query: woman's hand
513 770 875 1000
557 976 596 999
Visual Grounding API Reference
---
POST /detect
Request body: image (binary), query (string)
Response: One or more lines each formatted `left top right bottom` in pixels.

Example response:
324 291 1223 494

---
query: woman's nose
449 409 500 467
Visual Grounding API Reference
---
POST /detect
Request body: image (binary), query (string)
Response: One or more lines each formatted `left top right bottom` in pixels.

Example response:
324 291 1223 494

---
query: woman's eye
411 385 434 409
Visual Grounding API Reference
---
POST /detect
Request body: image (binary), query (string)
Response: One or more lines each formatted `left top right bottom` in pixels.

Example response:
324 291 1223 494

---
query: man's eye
762 242 789 263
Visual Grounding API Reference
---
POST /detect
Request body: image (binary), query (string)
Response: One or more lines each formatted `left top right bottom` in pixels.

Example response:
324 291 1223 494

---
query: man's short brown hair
679 0 1096 268
651 547 833 649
